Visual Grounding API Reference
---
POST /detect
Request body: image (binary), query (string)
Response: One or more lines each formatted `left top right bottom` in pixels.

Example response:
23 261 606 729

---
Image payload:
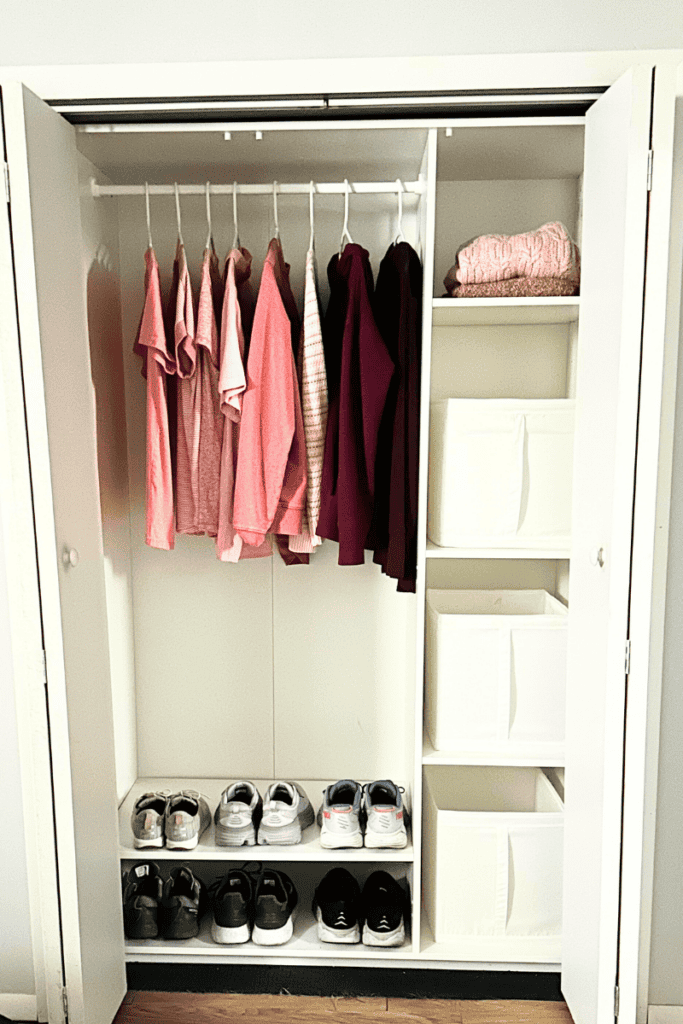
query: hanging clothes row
132 179 422 592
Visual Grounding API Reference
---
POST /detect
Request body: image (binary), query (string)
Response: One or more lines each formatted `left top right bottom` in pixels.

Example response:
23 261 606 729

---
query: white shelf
417 919 561 965
432 297 580 327
119 778 414 863
125 911 415 961
425 540 570 560
422 735 565 768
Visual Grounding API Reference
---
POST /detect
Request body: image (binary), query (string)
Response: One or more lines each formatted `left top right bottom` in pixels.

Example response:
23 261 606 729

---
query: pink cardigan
233 239 307 547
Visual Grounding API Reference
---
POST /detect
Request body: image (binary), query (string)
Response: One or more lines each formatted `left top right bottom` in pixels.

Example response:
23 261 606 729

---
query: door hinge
625 639 632 676
3 162 9 203
61 987 69 1020
647 149 654 191
41 649 48 687
614 983 620 1018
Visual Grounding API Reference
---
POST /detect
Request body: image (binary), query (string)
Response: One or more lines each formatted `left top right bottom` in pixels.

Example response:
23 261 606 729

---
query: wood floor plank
386 997 463 1022
331 996 388 1013
459 1000 572 1024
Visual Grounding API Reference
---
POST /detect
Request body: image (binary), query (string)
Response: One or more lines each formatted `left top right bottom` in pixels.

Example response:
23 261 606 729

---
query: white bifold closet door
561 67 653 1024
0 82 126 1024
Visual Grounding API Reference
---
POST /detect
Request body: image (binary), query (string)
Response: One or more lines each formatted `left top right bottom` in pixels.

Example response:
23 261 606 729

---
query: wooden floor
114 993 574 1023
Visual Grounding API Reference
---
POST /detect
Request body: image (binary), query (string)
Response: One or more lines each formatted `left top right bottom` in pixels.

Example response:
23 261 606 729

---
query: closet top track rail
90 180 425 198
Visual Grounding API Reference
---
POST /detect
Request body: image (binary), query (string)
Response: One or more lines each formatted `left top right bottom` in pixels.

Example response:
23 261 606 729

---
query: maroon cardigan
317 244 395 565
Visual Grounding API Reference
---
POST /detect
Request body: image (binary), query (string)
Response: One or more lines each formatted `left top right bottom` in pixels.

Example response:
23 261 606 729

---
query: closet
0 57 677 1024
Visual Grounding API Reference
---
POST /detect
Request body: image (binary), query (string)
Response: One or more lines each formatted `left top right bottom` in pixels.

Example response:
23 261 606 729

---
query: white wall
0 499 35 999
0 0 682 67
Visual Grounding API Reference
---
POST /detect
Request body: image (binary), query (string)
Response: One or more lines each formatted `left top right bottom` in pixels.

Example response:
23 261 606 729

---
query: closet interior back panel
76 127 429 797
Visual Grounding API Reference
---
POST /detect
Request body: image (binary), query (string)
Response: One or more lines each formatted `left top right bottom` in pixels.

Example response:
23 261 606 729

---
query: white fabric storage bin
428 399 575 548
425 589 567 755
423 766 563 942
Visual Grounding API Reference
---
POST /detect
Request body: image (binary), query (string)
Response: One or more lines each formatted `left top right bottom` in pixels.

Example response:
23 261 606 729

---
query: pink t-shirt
233 239 307 547
133 248 176 550
172 243 199 535
216 248 271 561
191 247 223 536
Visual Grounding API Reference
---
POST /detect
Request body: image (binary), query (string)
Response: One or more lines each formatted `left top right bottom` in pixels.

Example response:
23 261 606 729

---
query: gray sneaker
131 791 170 848
165 790 211 850
363 780 408 850
214 782 263 847
258 782 314 845
316 780 364 849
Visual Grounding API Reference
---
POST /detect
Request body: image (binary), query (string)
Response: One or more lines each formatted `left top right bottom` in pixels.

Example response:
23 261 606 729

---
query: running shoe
209 869 255 944
252 868 298 945
312 867 361 944
159 865 207 940
164 790 211 850
214 782 262 847
361 871 407 947
362 780 408 849
130 790 170 848
257 782 314 845
316 780 364 849
121 861 163 939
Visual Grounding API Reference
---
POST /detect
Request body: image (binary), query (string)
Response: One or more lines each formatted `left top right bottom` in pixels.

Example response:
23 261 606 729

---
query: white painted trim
648 1007 683 1024
0 993 38 1019
1 50 683 104
0 93 65 1024
621 60 683 1024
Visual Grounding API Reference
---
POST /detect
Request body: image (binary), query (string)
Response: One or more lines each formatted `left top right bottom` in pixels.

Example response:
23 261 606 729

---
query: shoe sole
364 827 408 849
315 908 360 943
166 834 199 850
211 920 250 944
133 836 164 848
252 906 297 945
362 920 405 947
215 823 256 847
319 825 363 849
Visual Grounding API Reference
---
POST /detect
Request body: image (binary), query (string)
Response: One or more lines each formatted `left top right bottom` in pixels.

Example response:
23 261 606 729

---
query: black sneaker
121 861 163 939
312 868 361 943
209 869 254 944
252 869 297 946
159 866 207 940
361 871 407 947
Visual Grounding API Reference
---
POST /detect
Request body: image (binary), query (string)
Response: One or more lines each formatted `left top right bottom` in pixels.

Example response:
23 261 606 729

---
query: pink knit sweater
453 222 579 285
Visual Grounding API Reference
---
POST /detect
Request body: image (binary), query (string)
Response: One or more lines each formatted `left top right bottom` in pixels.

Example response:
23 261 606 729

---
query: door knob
589 547 605 568
62 547 79 568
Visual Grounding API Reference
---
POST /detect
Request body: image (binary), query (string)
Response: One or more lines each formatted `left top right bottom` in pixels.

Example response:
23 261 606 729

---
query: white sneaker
363 780 408 849
214 782 262 847
258 782 314 845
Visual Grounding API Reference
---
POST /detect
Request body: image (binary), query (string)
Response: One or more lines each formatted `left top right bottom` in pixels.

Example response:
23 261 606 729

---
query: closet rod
90 180 425 198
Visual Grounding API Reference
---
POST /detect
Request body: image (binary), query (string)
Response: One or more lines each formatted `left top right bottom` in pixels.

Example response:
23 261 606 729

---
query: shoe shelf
119 778 414 863
124 912 415 963
425 540 571 559
422 734 565 768
432 297 580 327
417 919 561 966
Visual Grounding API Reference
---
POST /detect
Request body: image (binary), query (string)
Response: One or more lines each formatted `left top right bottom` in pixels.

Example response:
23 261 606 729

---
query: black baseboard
126 963 563 1000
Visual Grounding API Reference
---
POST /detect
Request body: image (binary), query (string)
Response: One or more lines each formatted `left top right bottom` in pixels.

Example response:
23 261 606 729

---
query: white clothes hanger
232 181 240 250
309 180 316 252
174 182 184 246
144 181 153 250
340 178 354 253
395 178 406 244
204 181 214 251
272 180 281 241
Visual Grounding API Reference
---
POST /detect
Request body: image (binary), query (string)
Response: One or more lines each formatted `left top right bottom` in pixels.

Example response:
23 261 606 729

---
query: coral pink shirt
216 248 271 561
133 248 176 550
233 239 307 547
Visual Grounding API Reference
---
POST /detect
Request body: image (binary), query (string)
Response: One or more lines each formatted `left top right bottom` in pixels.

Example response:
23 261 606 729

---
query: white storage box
425 589 567 756
423 766 563 944
428 399 575 549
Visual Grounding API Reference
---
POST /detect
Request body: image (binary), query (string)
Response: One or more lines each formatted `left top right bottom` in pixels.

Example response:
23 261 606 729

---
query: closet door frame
0 52 680 1024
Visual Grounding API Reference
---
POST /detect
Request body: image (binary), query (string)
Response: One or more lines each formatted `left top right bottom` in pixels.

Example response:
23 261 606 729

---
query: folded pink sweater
448 222 580 286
